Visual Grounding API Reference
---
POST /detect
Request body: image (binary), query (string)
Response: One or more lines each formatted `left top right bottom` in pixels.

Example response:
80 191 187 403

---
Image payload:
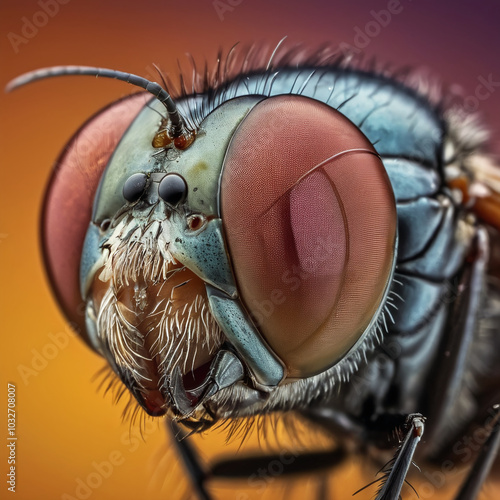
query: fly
6 41 500 499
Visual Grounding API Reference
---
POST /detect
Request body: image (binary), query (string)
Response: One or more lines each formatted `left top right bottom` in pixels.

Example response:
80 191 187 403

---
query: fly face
78 91 398 426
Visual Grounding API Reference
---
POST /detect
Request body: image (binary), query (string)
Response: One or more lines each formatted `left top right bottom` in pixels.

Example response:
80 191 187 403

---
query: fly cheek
220 95 398 378
41 94 147 349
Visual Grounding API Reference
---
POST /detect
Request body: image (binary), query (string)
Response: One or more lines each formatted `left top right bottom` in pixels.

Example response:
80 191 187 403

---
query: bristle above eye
164 39 443 136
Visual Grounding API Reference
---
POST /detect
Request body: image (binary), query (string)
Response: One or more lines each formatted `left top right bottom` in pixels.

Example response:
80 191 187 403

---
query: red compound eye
220 95 397 378
41 94 148 337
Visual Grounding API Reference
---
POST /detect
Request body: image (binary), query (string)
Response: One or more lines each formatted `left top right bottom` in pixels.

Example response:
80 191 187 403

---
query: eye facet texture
221 95 397 377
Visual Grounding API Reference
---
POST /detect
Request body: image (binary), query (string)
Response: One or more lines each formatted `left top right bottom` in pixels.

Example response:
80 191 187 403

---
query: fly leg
454 405 500 500
169 421 212 500
353 414 425 500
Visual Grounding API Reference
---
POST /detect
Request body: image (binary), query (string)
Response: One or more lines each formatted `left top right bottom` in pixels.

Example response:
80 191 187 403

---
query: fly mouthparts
168 350 245 417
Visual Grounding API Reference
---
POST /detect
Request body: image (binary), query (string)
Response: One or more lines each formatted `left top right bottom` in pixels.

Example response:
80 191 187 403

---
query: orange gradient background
1 1 500 499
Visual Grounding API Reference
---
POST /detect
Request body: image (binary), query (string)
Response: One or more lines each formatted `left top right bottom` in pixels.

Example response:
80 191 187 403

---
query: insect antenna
5 65 191 140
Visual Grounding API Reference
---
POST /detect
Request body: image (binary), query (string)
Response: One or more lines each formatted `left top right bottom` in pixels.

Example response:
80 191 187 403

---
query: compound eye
221 95 397 378
123 173 148 203
158 173 187 206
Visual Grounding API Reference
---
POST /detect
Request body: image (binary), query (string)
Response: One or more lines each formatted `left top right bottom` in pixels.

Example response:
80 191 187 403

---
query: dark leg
168 421 212 500
353 414 425 500
455 405 500 500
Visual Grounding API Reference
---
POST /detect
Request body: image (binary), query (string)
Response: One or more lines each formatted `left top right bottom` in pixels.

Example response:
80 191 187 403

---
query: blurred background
1 0 500 499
